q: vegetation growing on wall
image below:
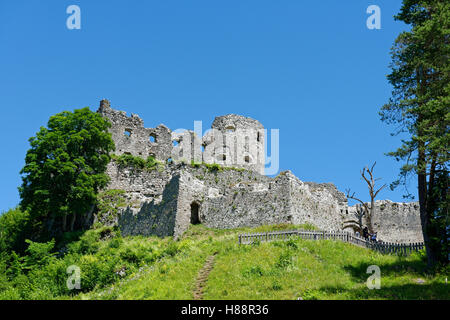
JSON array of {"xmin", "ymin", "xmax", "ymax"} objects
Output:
[
  {"xmin": 190, "ymin": 161, "xmax": 246, "ymax": 173},
  {"xmin": 95, "ymin": 189, "xmax": 127, "ymax": 227}
]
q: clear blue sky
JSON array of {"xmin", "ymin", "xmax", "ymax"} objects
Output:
[{"xmin": 0, "ymin": 0, "xmax": 416, "ymax": 213}]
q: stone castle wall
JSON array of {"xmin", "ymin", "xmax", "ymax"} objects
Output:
[
  {"xmin": 98, "ymin": 99, "xmax": 172, "ymax": 161},
  {"xmin": 96, "ymin": 99, "xmax": 423, "ymax": 243},
  {"xmin": 104, "ymin": 161, "xmax": 349, "ymax": 239},
  {"xmin": 344, "ymin": 200, "xmax": 423, "ymax": 243}
]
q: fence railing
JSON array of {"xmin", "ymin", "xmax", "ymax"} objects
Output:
[{"xmin": 238, "ymin": 230, "xmax": 424, "ymax": 256}]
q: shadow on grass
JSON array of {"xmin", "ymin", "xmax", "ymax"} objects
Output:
[
  {"xmin": 314, "ymin": 282, "xmax": 449, "ymax": 300},
  {"xmin": 342, "ymin": 258, "xmax": 429, "ymax": 282},
  {"xmin": 307, "ymin": 258, "xmax": 449, "ymax": 300}
]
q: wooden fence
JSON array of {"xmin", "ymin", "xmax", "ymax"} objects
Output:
[{"xmin": 238, "ymin": 230, "xmax": 424, "ymax": 256}]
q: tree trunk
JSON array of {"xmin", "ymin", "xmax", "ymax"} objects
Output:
[
  {"xmin": 84, "ymin": 204, "xmax": 95, "ymax": 228},
  {"xmin": 62, "ymin": 214, "xmax": 67, "ymax": 232},
  {"xmin": 369, "ymin": 199, "xmax": 375, "ymax": 234},
  {"xmin": 418, "ymin": 152, "xmax": 437, "ymax": 269},
  {"xmin": 46, "ymin": 216, "xmax": 55, "ymax": 234},
  {"xmin": 69, "ymin": 213, "xmax": 76, "ymax": 232}
]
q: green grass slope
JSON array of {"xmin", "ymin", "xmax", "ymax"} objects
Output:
[
  {"xmin": 1, "ymin": 223, "xmax": 448, "ymax": 300},
  {"xmin": 78, "ymin": 224, "xmax": 448, "ymax": 300}
]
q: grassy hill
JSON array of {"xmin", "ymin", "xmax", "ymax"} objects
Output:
[{"xmin": 1, "ymin": 223, "xmax": 448, "ymax": 300}]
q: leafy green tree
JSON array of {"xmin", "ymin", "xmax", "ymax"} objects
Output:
[
  {"xmin": 19, "ymin": 107, "xmax": 115, "ymax": 236},
  {"xmin": 380, "ymin": 0, "xmax": 449, "ymax": 267}
]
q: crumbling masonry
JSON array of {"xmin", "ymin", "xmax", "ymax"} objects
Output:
[{"xmin": 96, "ymin": 100, "xmax": 424, "ymax": 243}]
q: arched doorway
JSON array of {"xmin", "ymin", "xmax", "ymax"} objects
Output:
[{"xmin": 190, "ymin": 202, "xmax": 200, "ymax": 225}]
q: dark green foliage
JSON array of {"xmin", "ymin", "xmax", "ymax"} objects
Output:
[
  {"xmin": 204, "ymin": 163, "xmax": 223, "ymax": 172},
  {"xmin": 271, "ymin": 281, "xmax": 282, "ymax": 291},
  {"xmin": 22, "ymin": 239, "xmax": 57, "ymax": 269},
  {"xmin": 0, "ymin": 226, "xmax": 185, "ymax": 299},
  {"xmin": 190, "ymin": 160, "xmax": 201, "ymax": 168},
  {"xmin": 0, "ymin": 207, "xmax": 32, "ymax": 254},
  {"xmin": 242, "ymin": 265, "xmax": 265, "ymax": 278},
  {"xmin": 18, "ymin": 107, "xmax": 115, "ymax": 235},
  {"xmin": 162, "ymin": 240, "xmax": 181, "ymax": 257},
  {"xmin": 286, "ymin": 239, "xmax": 299, "ymax": 249},
  {"xmin": 275, "ymin": 250, "xmax": 293, "ymax": 269}
]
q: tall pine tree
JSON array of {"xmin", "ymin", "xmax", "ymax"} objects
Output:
[{"xmin": 380, "ymin": 0, "xmax": 449, "ymax": 267}]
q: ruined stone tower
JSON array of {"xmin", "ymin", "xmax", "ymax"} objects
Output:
[
  {"xmin": 98, "ymin": 99, "xmax": 172, "ymax": 161},
  {"xmin": 205, "ymin": 114, "xmax": 265, "ymax": 174},
  {"xmin": 99, "ymin": 99, "xmax": 265, "ymax": 174}
]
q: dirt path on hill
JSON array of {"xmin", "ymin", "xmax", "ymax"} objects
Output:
[{"xmin": 193, "ymin": 253, "xmax": 217, "ymax": 300}]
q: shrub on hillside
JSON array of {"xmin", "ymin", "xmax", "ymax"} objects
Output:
[{"xmin": 0, "ymin": 207, "xmax": 32, "ymax": 254}]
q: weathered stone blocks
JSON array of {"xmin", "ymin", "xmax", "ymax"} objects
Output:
[{"xmin": 96, "ymin": 99, "xmax": 423, "ymax": 242}]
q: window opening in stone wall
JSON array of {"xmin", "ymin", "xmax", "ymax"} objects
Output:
[
  {"xmin": 244, "ymin": 155, "xmax": 250, "ymax": 163},
  {"xmin": 190, "ymin": 202, "xmax": 200, "ymax": 225},
  {"xmin": 149, "ymin": 134, "xmax": 156, "ymax": 143},
  {"xmin": 124, "ymin": 129, "xmax": 132, "ymax": 137},
  {"xmin": 225, "ymin": 126, "xmax": 235, "ymax": 133}
]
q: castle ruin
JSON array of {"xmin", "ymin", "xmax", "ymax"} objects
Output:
[{"xmin": 96, "ymin": 100, "xmax": 424, "ymax": 243}]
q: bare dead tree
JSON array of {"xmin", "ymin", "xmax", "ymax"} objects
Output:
[
  {"xmin": 354, "ymin": 205, "xmax": 366, "ymax": 231},
  {"xmin": 346, "ymin": 162, "xmax": 386, "ymax": 233}
]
